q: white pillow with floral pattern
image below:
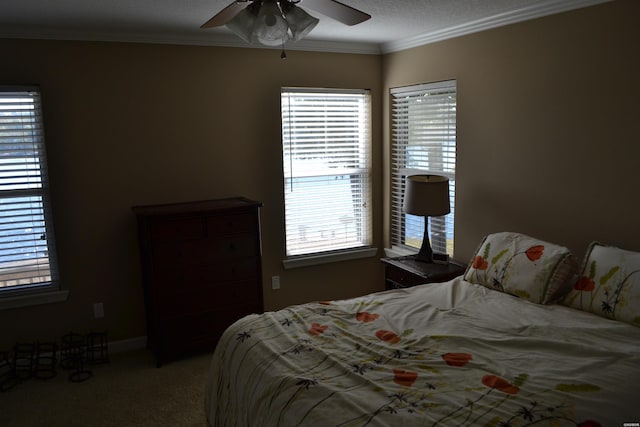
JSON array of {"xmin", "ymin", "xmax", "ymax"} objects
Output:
[
  {"xmin": 562, "ymin": 242, "xmax": 640, "ymax": 327},
  {"xmin": 464, "ymin": 232, "xmax": 577, "ymax": 304}
]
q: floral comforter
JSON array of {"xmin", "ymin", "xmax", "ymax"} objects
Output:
[{"xmin": 205, "ymin": 278, "xmax": 640, "ymax": 426}]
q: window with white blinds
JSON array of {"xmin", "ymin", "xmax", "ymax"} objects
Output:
[
  {"xmin": 390, "ymin": 80, "xmax": 457, "ymax": 256},
  {"xmin": 281, "ymin": 88, "xmax": 372, "ymax": 257},
  {"xmin": 0, "ymin": 86, "xmax": 59, "ymax": 296}
]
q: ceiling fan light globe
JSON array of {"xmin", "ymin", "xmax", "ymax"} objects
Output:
[
  {"xmin": 226, "ymin": 7, "xmax": 257, "ymax": 43},
  {"xmin": 265, "ymin": 14, "xmax": 277, "ymax": 26},
  {"xmin": 255, "ymin": 13, "xmax": 288, "ymax": 33},
  {"xmin": 255, "ymin": 24, "xmax": 290, "ymax": 45},
  {"xmin": 257, "ymin": 0, "xmax": 285, "ymax": 26},
  {"xmin": 285, "ymin": 6, "xmax": 319, "ymax": 41},
  {"xmin": 254, "ymin": 0, "xmax": 289, "ymax": 46}
]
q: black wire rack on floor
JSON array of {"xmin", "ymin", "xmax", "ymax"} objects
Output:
[
  {"xmin": 12, "ymin": 343, "xmax": 35, "ymax": 381},
  {"xmin": 86, "ymin": 331, "xmax": 109, "ymax": 365},
  {"xmin": 0, "ymin": 331, "xmax": 109, "ymax": 390},
  {"xmin": 34, "ymin": 342, "xmax": 58, "ymax": 380},
  {"xmin": 60, "ymin": 332, "xmax": 92, "ymax": 382},
  {"xmin": 0, "ymin": 351, "xmax": 18, "ymax": 392}
]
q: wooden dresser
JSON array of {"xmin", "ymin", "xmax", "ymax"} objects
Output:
[{"xmin": 132, "ymin": 197, "xmax": 263, "ymax": 366}]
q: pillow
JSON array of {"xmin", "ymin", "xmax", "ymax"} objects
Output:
[
  {"xmin": 562, "ymin": 242, "xmax": 640, "ymax": 327},
  {"xmin": 463, "ymin": 232, "xmax": 577, "ymax": 304}
]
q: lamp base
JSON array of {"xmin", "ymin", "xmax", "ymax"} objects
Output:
[
  {"xmin": 415, "ymin": 217, "xmax": 434, "ymax": 263},
  {"xmin": 415, "ymin": 248, "xmax": 434, "ymax": 263}
]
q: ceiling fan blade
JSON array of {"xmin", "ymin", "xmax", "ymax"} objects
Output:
[
  {"xmin": 301, "ymin": 0, "xmax": 371, "ymax": 26},
  {"xmin": 201, "ymin": 1, "xmax": 251, "ymax": 29}
]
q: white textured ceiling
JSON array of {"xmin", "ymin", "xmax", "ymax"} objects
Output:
[{"xmin": 0, "ymin": 0, "xmax": 611, "ymax": 53}]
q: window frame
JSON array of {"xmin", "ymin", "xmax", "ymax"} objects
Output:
[
  {"xmin": 389, "ymin": 80, "xmax": 457, "ymax": 258},
  {"xmin": 281, "ymin": 87, "xmax": 375, "ymax": 268},
  {"xmin": 0, "ymin": 85, "xmax": 64, "ymax": 309}
]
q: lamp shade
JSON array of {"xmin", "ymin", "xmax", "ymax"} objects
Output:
[{"xmin": 403, "ymin": 175, "xmax": 450, "ymax": 217}]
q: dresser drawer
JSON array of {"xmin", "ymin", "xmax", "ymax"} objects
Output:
[
  {"xmin": 150, "ymin": 218, "xmax": 205, "ymax": 242},
  {"xmin": 152, "ymin": 234, "xmax": 259, "ymax": 266},
  {"xmin": 157, "ymin": 280, "xmax": 262, "ymax": 316},
  {"xmin": 159, "ymin": 303, "xmax": 262, "ymax": 361},
  {"xmin": 153, "ymin": 257, "xmax": 261, "ymax": 294},
  {"xmin": 171, "ymin": 304, "xmax": 261, "ymax": 338},
  {"xmin": 207, "ymin": 212, "xmax": 256, "ymax": 236},
  {"xmin": 212, "ymin": 234, "xmax": 259, "ymax": 258}
]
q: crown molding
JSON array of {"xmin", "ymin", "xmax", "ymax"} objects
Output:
[
  {"xmin": 380, "ymin": 0, "xmax": 612, "ymax": 54},
  {"xmin": 0, "ymin": 29, "xmax": 381, "ymax": 55}
]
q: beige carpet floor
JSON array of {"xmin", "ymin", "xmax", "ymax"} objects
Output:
[{"xmin": 0, "ymin": 349, "xmax": 211, "ymax": 427}]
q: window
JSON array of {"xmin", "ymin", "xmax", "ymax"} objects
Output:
[
  {"xmin": 390, "ymin": 80, "xmax": 457, "ymax": 256},
  {"xmin": 281, "ymin": 88, "xmax": 372, "ymax": 263},
  {"xmin": 0, "ymin": 86, "xmax": 60, "ymax": 302}
]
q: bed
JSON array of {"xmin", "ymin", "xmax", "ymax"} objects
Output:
[{"xmin": 205, "ymin": 233, "xmax": 640, "ymax": 426}]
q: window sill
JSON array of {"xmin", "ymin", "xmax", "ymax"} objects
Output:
[
  {"xmin": 283, "ymin": 247, "xmax": 378, "ymax": 270},
  {"xmin": 0, "ymin": 289, "xmax": 69, "ymax": 311}
]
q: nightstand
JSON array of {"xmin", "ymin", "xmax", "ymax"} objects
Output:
[{"xmin": 381, "ymin": 255, "xmax": 467, "ymax": 290}]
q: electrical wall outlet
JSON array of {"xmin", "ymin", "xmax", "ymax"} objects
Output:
[
  {"xmin": 93, "ymin": 302, "xmax": 104, "ymax": 318},
  {"xmin": 271, "ymin": 276, "xmax": 281, "ymax": 290}
]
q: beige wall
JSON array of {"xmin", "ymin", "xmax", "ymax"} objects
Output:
[
  {"xmin": 0, "ymin": 41, "xmax": 383, "ymax": 348},
  {"xmin": 1, "ymin": 0, "xmax": 638, "ymax": 350},
  {"xmin": 383, "ymin": 0, "xmax": 639, "ymax": 263}
]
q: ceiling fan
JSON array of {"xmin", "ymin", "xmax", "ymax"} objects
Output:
[{"xmin": 201, "ymin": 0, "xmax": 371, "ymax": 47}]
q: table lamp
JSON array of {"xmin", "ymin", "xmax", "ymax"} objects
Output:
[{"xmin": 403, "ymin": 174, "xmax": 450, "ymax": 262}]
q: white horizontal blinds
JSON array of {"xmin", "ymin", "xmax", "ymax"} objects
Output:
[
  {"xmin": 282, "ymin": 88, "xmax": 372, "ymax": 257},
  {"xmin": 391, "ymin": 80, "xmax": 457, "ymax": 255},
  {"xmin": 0, "ymin": 87, "xmax": 57, "ymax": 291}
]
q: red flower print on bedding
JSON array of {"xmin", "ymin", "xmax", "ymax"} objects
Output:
[
  {"xmin": 356, "ymin": 312, "xmax": 379, "ymax": 322},
  {"xmin": 525, "ymin": 245, "xmax": 545, "ymax": 261},
  {"xmin": 308, "ymin": 323, "xmax": 328, "ymax": 336},
  {"xmin": 393, "ymin": 369, "xmax": 418, "ymax": 387},
  {"xmin": 442, "ymin": 352, "xmax": 473, "ymax": 367},
  {"xmin": 489, "ymin": 244, "xmax": 546, "ymax": 290},
  {"xmin": 574, "ymin": 276, "xmax": 595, "ymax": 291},
  {"xmin": 482, "ymin": 375, "xmax": 520, "ymax": 395},
  {"xmin": 472, "ymin": 255, "xmax": 489, "ymax": 270},
  {"xmin": 375, "ymin": 330, "xmax": 401, "ymax": 344}
]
